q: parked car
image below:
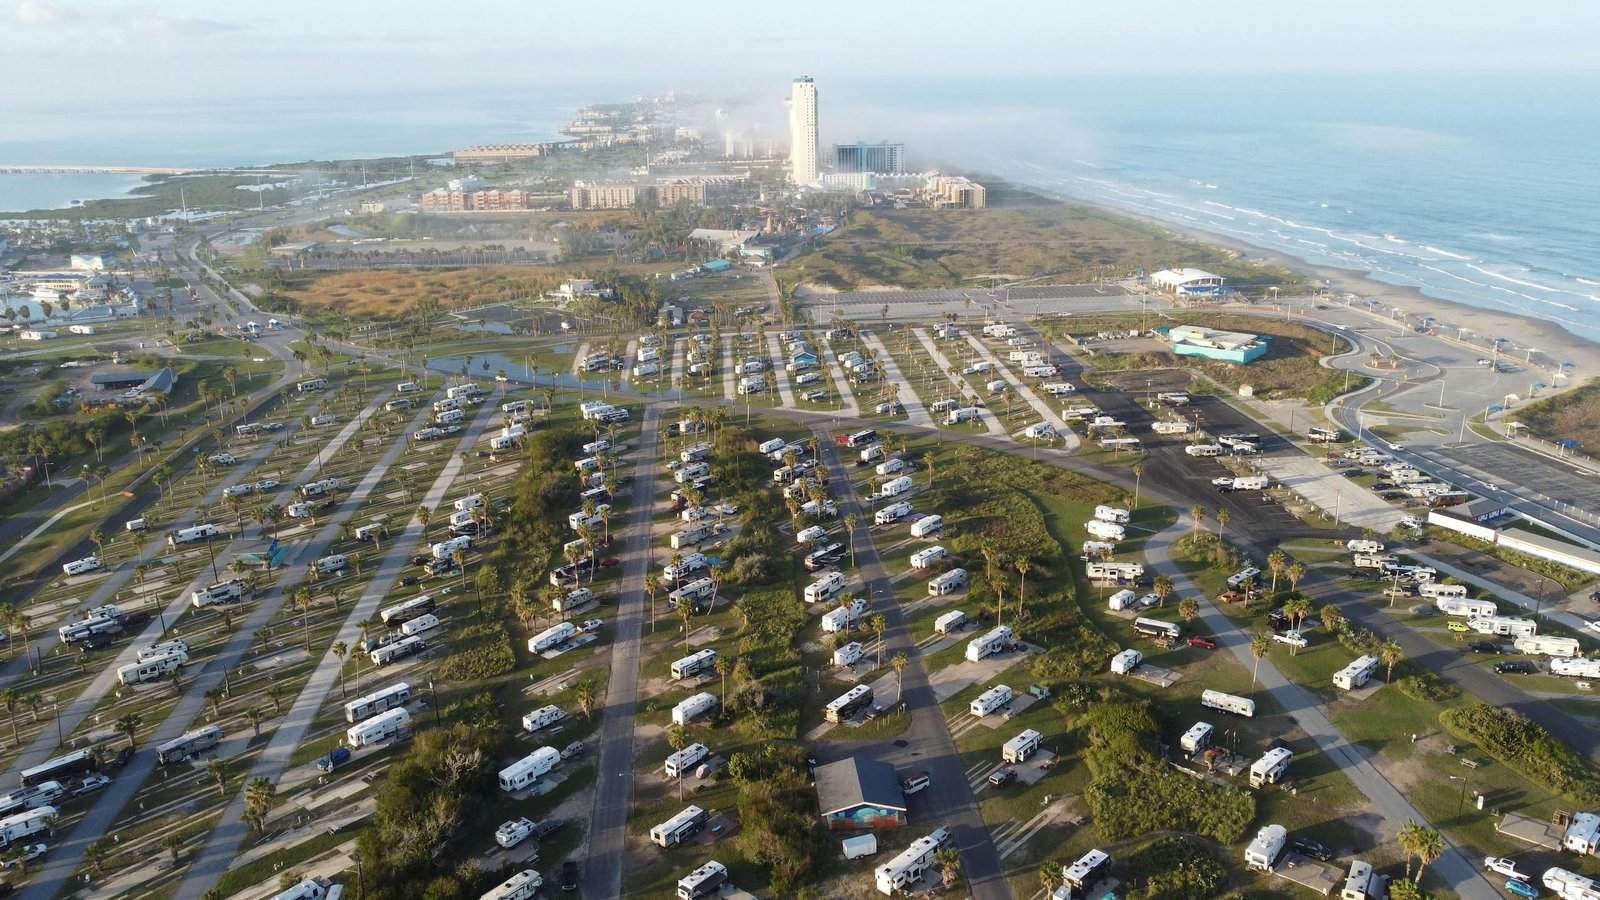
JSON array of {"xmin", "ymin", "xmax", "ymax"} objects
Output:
[
  {"xmin": 1485, "ymin": 857, "xmax": 1531, "ymax": 881},
  {"xmin": 1, "ymin": 845, "xmax": 45, "ymax": 869},
  {"xmin": 561, "ymin": 741, "xmax": 586, "ymax": 760},
  {"xmin": 1291, "ymin": 837, "xmax": 1333, "ymax": 861},
  {"xmin": 72, "ymin": 774, "xmax": 111, "ymax": 796},
  {"xmin": 1186, "ymin": 636, "xmax": 1217, "ymax": 650},
  {"xmin": 1494, "ymin": 661, "xmax": 1535, "ymax": 675},
  {"xmin": 580, "ymin": 619, "xmax": 604, "ymax": 633},
  {"xmin": 1468, "ymin": 641, "xmax": 1501, "ymax": 654},
  {"xmin": 113, "ymin": 747, "xmax": 136, "ymax": 767},
  {"xmin": 1506, "ymin": 878, "xmax": 1539, "ymax": 898},
  {"xmin": 987, "ymin": 768, "xmax": 1017, "ymax": 787}
]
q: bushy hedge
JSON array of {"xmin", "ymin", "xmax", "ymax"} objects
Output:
[
  {"xmin": 1441, "ymin": 702, "xmax": 1600, "ymax": 802},
  {"xmin": 1124, "ymin": 837, "xmax": 1228, "ymax": 900},
  {"xmin": 728, "ymin": 744, "xmax": 826, "ymax": 895},
  {"xmin": 1077, "ymin": 699, "xmax": 1255, "ymax": 844},
  {"xmin": 436, "ymin": 621, "xmax": 516, "ymax": 681},
  {"xmin": 1397, "ymin": 672, "xmax": 1459, "ymax": 703}
]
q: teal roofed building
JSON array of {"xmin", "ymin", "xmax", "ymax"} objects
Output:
[{"xmin": 1160, "ymin": 325, "xmax": 1270, "ymax": 364}]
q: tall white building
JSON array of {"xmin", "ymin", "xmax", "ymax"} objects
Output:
[{"xmin": 789, "ymin": 76, "xmax": 819, "ymax": 186}]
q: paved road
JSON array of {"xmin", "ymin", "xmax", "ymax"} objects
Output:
[
  {"xmin": 167, "ymin": 395, "xmax": 504, "ymax": 900},
  {"xmin": 1144, "ymin": 525, "xmax": 1500, "ymax": 900},
  {"xmin": 20, "ymin": 392, "xmax": 443, "ymax": 900},
  {"xmin": 581, "ymin": 407, "xmax": 660, "ymax": 899},
  {"xmin": 807, "ymin": 424, "xmax": 1013, "ymax": 900}
]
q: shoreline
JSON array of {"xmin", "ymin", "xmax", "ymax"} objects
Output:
[{"xmin": 1011, "ymin": 181, "xmax": 1600, "ymax": 367}]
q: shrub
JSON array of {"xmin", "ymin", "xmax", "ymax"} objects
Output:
[
  {"xmin": 1124, "ymin": 837, "xmax": 1228, "ymax": 900},
  {"xmin": 435, "ymin": 621, "xmax": 515, "ymax": 681},
  {"xmin": 1085, "ymin": 768, "xmax": 1254, "ymax": 844},
  {"xmin": 1397, "ymin": 672, "xmax": 1459, "ymax": 703},
  {"xmin": 1440, "ymin": 703, "xmax": 1600, "ymax": 802}
]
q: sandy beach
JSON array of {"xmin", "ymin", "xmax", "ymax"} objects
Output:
[{"xmin": 1018, "ymin": 183, "xmax": 1599, "ymax": 370}]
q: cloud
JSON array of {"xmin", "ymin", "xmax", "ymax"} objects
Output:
[
  {"xmin": 129, "ymin": 9, "xmax": 241, "ymax": 36},
  {"xmin": 13, "ymin": 0, "xmax": 57, "ymax": 26}
]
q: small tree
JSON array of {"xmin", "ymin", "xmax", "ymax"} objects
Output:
[
  {"xmin": 1250, "ymin": 633, "xmax": 1271, "ymax": 686},
  {"xmin": 116, "ymin": 712, "xmax": 144, "ymax": 749},
  {"xmin": 892, "ymin": 653, "xmax": 908, "ymax": 704},
  {"xmin": 1177, "ymin": 598, "xmax": 1201, "ymax": 624},
  {"xmin": 1320, "ymin": 604, "xmax": 1344, "ymax": 634},
  {"xmin": 332, "ymin": 641, "xmax": 349, "ymax": 696},
  {"xmin": 935, "ymin": 847, "xmax": 962, "ymax": 889},
  {"xmin": 1381, "ymin": 638, "xmax": 1405, "ymax": 683},
  {"xmin": 667, "ymin": 725, "xmax": 689, "ymax": 801},
  {"xmin": 207, "ymin": 758, "xmax": 230, "ymax": 797}
]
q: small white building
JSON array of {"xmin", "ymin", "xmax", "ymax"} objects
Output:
[{"xmin": 1149, "ymin": 267, "xmax": 1225, "ymax": 295}]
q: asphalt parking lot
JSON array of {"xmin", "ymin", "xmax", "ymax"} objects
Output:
[
  {"xmin": 1415, "ymin": 442, "xmax": 1600, "ymax": 512},
  {"xmin": 803, "ymin": 285, "xmax": 1143, "ymax": 322}
]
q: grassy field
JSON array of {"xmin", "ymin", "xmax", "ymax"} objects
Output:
[
  {"xmin": 275, "ymin": 267, "xmax": 564, "ymax": 319},
  {"xmin": 780, "ymin": 188, "xmax": 1299, "ymax": 293}
]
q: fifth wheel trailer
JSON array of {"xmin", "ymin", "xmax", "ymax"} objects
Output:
[
  {"xmin": 481, "ymin": 870, "xmax": 542, "ymax": 900},
  {"xmin": 1470, "ymin": 615, "xmax": 1537, "ymax": 637},
  {"xmin": 875, "ymin": 827, "xmax": 952, "ymax": 895},
  {"xmin": 497, "ymin": 747, "xmax": 560, "ymax": 792},
  {"xmin": 970, "ymin": 685, "xmax": 1014, "ymax": 717},
  {"xmin": 1002, "ymin": 729, "xmax": 1043, "ymax": 763},
  {"xmin": 1543, "ymin": 868, "xmax": 1600, "ymax": 900},
  {"xmin": 651, "ymin": 805, "xmax": 710, "ymax": 848},
  {"xmin": 1435, "ymin": 596, "xmax": 1496, "ymax": 618},
  {"xmin": 345, "ymin": 682, "xmax": 411, "ymax": 723},
  {"xmin": 672, "ymin": 692, "xmax": 718, "ymax": 725},
  {"xmin": 665, "ymin": 743, "xmax": 711, "ymax": 778},
  {"xmin": 347, "ymin": 707, "xmax": 410, "ymax": 748},
  {"xmin": 156, "ymin": 725, "xmax": 225, "ymax": 765},
  {"xmin": 1514, "ymin": 635, "xmax": 1582, "ymax": 657},
  {"xmin": 677, "ymin": 860, "xmax": 729, "ymax": 899},
  {"xmin": 0, "ymin": 806, "xmax": 56, "ymax": 846}
]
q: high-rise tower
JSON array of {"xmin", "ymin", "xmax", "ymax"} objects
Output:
[{"xmin": 789, "ymin": 76, "xmax": 819, "ymax": 186}]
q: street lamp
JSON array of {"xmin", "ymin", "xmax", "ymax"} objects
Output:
[
  {"xmin": 428, "ymin": 681, "xmax": 441, "ymax": 725},
  {"xmin": 1449, "ymin": 774, "xmax": 1470, "ymax": 824}
]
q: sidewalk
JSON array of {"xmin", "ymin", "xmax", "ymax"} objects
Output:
[
  {"xmin": 1143, "ymin": 522, "xmax": 1499, "ymax": 900},
  {"xmin": 859, "ymin": 332, "xmax": 933, "ymax": 427},
  {"xmin": 910, "ymin": 328, "xmax": 1006, "ymax": 438}
]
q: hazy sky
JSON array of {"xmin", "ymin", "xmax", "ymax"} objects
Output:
[{"xmin": 4, "ymin": 0, "xmax": 1598, "ymax": 106}]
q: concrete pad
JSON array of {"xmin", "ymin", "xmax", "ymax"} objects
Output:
[
  {"xmin": 719, "ymin": 888, "xmax": 758, "ymax": 900},
  {"xmin": 1496, "ymin": 811, "xmax": 1564, "ymax": 850},
  {"xmin": 1129, "ymin": 665, "xmax": 1181, "ymax": 687},
  {"xmin": 1012, "ymin": 749, "xmax": 1059, "ymax": 786},
  {"xmin": 300, "ymin": 778, "xmax": 369, "ymax": 811},
  {"xmin": 973, "ymin": 693, "xmax": 1041, "ymax": 729},
  {"xmin": 1270, "ymin": 856, "xmax": 1341, "ymax": 896},
  {"xmin": 687, "ymin": 625, "xmax": 721, "ymax": 647},
  {"xmin": 540, "ymin": 633, "xmax": 598, "ymax": 659},
  {"xmin": 253, "ymin": 648, "xmax": 311, "ymax": 672},
  {"xmin": 929, "ymin": 647, "xmax": 1031, "ymax": 703},
  {"xmin": 1340, "ymin": 680, "xmax": 1384, "ymax": 700}
]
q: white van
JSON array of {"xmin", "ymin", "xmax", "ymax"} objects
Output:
[
  {"xmin": 124, "ymin": 518, "xmax": 148, "ymax": 532},
  {"xmin": 315, "ymin": 555, "xmax": 349, "ymax": 576},
  {"xmin": 396, "ymin": 381, "xmax": 420, "ymax": 393}
]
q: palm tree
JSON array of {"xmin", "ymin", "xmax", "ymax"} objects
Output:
[
  {"xmin": 715, "ymin": 655, "xmax": 733, "ymax": 707},
  {"xmin": 678, "ymin": 599, "xmax": 694, "ymax": 650},
  {"xmin": 1013, "ymin": 557, "xmax": 1031, "ymax": 617},
  {"xmin": 576, "ymin": 678, "xmax": 599, "ymax": 718},
  {"xmin": 1191, "ymin": 504, "xmax": 1205, "ymax": 539},
  {"xmin": 0, "ymin": 689, "xmax": 16, "ymax": 745},
  {"xmin": 207, "ymin": 758, "xmax": 229, "ymax": 797},
  {"xmin": 1380, "ymin": 638, "xmax": 1405, "ymax": 683},
  {"xmin": 1268, "ymin": 550, "xmax": 1288, "ymax": 596},
  {"xmin": 645, "ymin": 573, "xmax": 660, "ymax": 631},
  {"xmin": 294, "ymin": 586, "xmax": 314, "ymax": 651},
  {"xmin": 1287, "ymin": 561, "xmax": 1306, "ymax": 594},
  {"xmin": 416, "ymin": 505, "xmax": 432, "ymax": 537},
  {"xmin": 116, "ymin": 712, "xmax": 143, "ymax": 749},
  {"xmin": 332, "ymin": 641, "xmax": 349, "ymax": 696},
  {"xmin": 162, "ymin": 832, "xmax": 184, "ymax": 866},
  {"xmin": 243, "ymin": 776, "xmax": 276, "ymax": 832},
  {"xmin": 1250, "ymin": 633, "xmax": 1271, "ymax": 686},
  {"xmin": 1153, "ymin": 574, "xmax": 1175, "ymax": 608},
  {"xmin": 870, "ymin": 614, "xmax": 888, "ymax": 667},
  {"xmin": 892, "ymin": 653, "xmax": 908, "ymax": 704},
  {"xmin": 1178, "ymin": 598, "xmax": 1201, "ymax": 624},
  {"xmin": 1320, "ymin": 604, "xmax": 1344, "ymax": 634},
  {"xmin": 245, "ymin": 706, "xmax": 264, "ymax": 737},
  {"xmin": 667, "ymin": 725, "xmax": 689, "ymax": 801},
  {"xmin": 1398, "ymin": 820, "xmax": 1428, "ymax": 881},
  {"xmin": 1131, "ymin": 461, "xmax": 1145, "ymax": 509},
  {"xmin": 204, "ymin": 686, "xmax": 225, "ymax": 719},
  {"xmin": 1216, "ymin": 507, "xmax": 1230, "ymax": 543},
  {"xmin": 844, "ymin": 513, "xmax": 859, "ymax": 567},
  {"xmin": 1412, "ymin": 825, "xmax": 1445, "ymax": 882},
  {"xmin": 85, "ymin": 840, "xmax": 110, "ymax": 875},
  {"xmin": 923, "ymin": 451, "xmax": 936, "ymax": 488},
  {"xmin": 935, "ymin": 847, "xmax": 962, "ymax": 889}
]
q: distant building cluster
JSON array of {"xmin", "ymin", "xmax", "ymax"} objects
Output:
[
  {"xmin": 422, "ymin": 188, "xmax": 537, "ymax": 212},
  {"xmin": 568, "ymin": 175, "xmax": 747, "ymax": 210},
  {"xmin": 722, "ymin": 131, "xmax": 782, "ymax": 160},
  {"xmin": 924, "ymin": 174, "xmax": 987, "ymax": 209},
  {"xmin": 451, "ymin": 143, "xmax": 571, "ymax": 163},
  {"xmin": 833, "ymin": 141, "xmax": 906, "ymax": 174}
]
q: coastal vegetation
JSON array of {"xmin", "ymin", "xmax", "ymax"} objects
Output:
[
  {"xmin": 780, "ymin": 185, "xmax": 1298, "ymax": 294},
  {"xmin": 1036, "ymin": 312, "xmax": 1364, "ymax": 403},
  {"xmin": 1439, "ymin": 702, "xmax": 1600, "ymax": 803},
  {"xmin": 1507, "ymin": 379, "xmax": 1600, "ymax": 455},
  {"xmin": 0, "ymin": 173, "xmax": 292, "ymax": 220}
]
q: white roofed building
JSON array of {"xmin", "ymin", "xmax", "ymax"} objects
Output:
[{"xmin": 1150, "ymin": 268, "xmax": 1225, "ymax": 295}]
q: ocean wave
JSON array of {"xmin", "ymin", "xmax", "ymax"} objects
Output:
[
  {"xmin": 1420, "ymin": 245, "xmax": 1473, "ymax": 261},
  {"xmin": 1467, "ymin": 264, "xmax": 1596, "ymax": 301},
  {"xmin": 1577, "ymin": 277, "xmax": 1599, "ymax": 286}
]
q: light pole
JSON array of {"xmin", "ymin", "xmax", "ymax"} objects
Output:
[
  {"xmin": 428, "ymin": 681, "xmax": 441, "ymax": 725},
  {"xmin": 1449, "ymin": 774, "xmax": 1469, "ymax": 824}
]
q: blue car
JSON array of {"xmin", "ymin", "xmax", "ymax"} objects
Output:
[{"xmin": 1507, "ymin": 878, "xmax": 1539, "ymax": 898}]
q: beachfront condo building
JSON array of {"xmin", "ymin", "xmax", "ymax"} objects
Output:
[
  {"xmin": 834, "ymin": 141, "xmax": 906, "ymax": 174},
  {"xmin": 790, "ymin": 76, "xmax": 819, "ymax": 186}
]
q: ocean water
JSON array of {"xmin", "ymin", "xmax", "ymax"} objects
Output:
[
  {"xmin": 854, "ymin": 74, "xmax": 1600, "ymax": 343},
  {"xmin": 6, "ymin": 75, "xmax": 1599, "ymax": 343}
]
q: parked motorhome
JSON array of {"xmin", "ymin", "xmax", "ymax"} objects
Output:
[
  {"xmin": 191, "ymin": 579, "xmax": 247, "ymax": 607},
  {"xmin": 910, "ymin": 546, "xmax": 947, "ymax": 570},
  {"xmin": 315, "ymin": 554, "xmax": 350, "ymax": 576},
  {"xmin": 1469, "ymin": 615, "xmax": 1537, "ymax": 637},
  {"xmin": 804, "ymin": 571, "xmax": 847, "ymax": 604},
  {"xmin": 529, "ymin": 622, "xmax": 577, "ymax": 653},
  {"xmin": 834, "ymin": 641, "xmax": 865, "ymax": 668},
  {"xmin": 875, "ymin": 501, "xmax": 913, "ymax": 526},
  {"xmin": 1514, "ymin": 635, "xmax": 1582, "ymax": 657},
  {"xmin": 672, "ymin": 649, "xmax": 718, "ymax": 680},
  {"xmin": 156, "ymin": 725, "xmax": 224, "ymax": 765},
  {"xmin": 934, "ymin": 610, "xmax": 967, "ymax": 635},
  {"xmin": 1245, "ymin": 824, "xmax": 1287, "ymax": 871},
  {"xmin": 664, "ymin": 743, "xmax": 711, "ymax": 779},
  {"xmin": 1110, "ymin": 649, "xmax": 1143, "ymax": 675},
  {"xmin": 826, "ymin": 685, "xmax": 875, "ymax": 723},
  {"xmin": 345, "ymin": 683, "xmax": 411, "ymax": 723},
  {"xmin": 497, "ymin": 747, "xmax": 561, "ymax": 792},
  {"xmin": 677, "ymin": 861, "xmax": 728, "ymax": 899}
]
